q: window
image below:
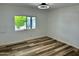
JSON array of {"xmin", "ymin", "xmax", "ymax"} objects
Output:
[{"xmin": 15, "ymin": 16, "xmax": 36, "ymax": 31}]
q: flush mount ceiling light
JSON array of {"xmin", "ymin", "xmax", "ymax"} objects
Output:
[{"xmin": 38, "ymin": 3, "xmax": 50, "ymax": 9}]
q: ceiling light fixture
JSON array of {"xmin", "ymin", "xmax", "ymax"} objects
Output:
[{"xmin": 38, "ymin": 3, "xmax": 50, "ymax": 9}]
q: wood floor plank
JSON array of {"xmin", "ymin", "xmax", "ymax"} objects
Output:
[
  {"xmin": 38, "ymin": 45, "xmax": 69, "ymax": 56},
  {"xmin": 53, "ymin": 47, "xmax": 74, "ymax": 56},
  {"xmin": 65, "ymin": 51, "xmax": 79, "ymax": 56},
  {"xmin": 11, "ymin": 42, "xmax": 58, "ymax": 56},
  {"xmin": 26, "ymin": 37, "xmax": 52, "ymax": 43},
  {"xmin": 35, "ymin": 42, "xmax": 64, "ymax": 56},
  {"xmin": 24, "ymin": 42, "xmax": 64, "ymax": 56},
  {"xmin": 12, "ymin": 39, "xmax": 56, "ymax": 50},
  {"xmin": 0, "ymin": 37, "xmax": 52, "ymax": 51},
  {"xmin": 0, "ymin": 36, "xmax": 78, "ymax": 56}
]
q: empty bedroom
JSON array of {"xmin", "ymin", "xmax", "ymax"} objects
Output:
[{"xmin": 0, "ymin": 3, "xmax": 79, "ymax": 56}]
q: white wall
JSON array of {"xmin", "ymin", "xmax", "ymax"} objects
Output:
[
  {"xmin": 0, "ymin": 5, "xmax": 48, "ymax": 45},
  {"xmin": 48, "ymin": 5, "xmax": 79, "ymax": 48}
]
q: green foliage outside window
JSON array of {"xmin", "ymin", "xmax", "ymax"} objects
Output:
[{"xmin": 15, "ymin": 16, "xmax": 27, "ymax": 28}]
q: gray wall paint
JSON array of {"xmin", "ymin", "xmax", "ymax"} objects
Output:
[
  {"xmin": 0, "ymin": 4, "xmax": 79, "ymax": 49},
  {"xmin": 0, "ymin": 5, "xmax": 48, "ymax": 45},
  {"xmin": 47, "ymin": 5, "xmax": 79, "ymax": 48}
]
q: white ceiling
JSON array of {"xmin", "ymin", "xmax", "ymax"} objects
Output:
[
  {"xmin": 24, "ymin": 3, "xmax": 79, "ymax": 8},
  {"xmin": 1, "ymin": 3, "xmax": 79, "ymax": 10}
]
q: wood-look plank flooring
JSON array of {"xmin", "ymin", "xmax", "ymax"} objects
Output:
[{"xmin": 0, "ymin": 36, "xmax": 78, "ymax": 56}]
